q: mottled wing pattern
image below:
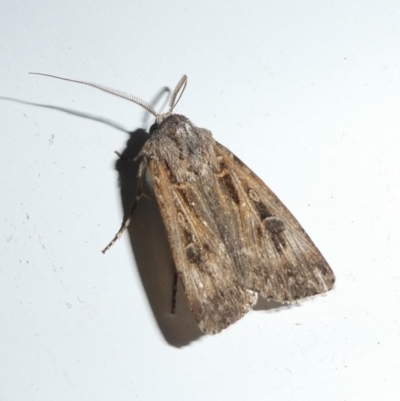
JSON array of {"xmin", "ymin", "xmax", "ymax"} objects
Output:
[
  {"xmin": 213, "ymin": 141, "xmax": 335, "ymax": 301},
  {"xmin": 149, "ymin": 158, "xmax": 257, "ymax": 334}
]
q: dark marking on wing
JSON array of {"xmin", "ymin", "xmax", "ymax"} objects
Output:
[
  {"xmin": 264, "ymin": 216, "xmax": 287, "ymax": 253},
  {"xmin": 186, "ymin": 243, "xmax": 201, "ymax": 263},
  {"xmin": 220, "ymin": 173, "xmax": 240, "ymax": 205},
  {"xmin": 254, "ymin": 201, "xmax": 273, "ymax": 220},
  {"xmin": 217, "ymin": 161, "xmax": 240, "ymax": 205}
]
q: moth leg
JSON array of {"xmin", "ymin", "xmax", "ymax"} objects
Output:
[
  {"xmin": 171, "ymin": 272, "xmax": 178, "ymax": 314},
  {"xmin": 101, "ymin": 161, "xmax": 146, "ymax": 253}
]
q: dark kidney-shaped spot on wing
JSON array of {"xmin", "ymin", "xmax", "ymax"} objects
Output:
[{"xmin": 264, "ymin": 216, "xmax": 287, "ymax": 253}]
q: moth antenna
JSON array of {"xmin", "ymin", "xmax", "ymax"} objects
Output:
[
  {"xmin": 168, "ymin": 75, "xmax": 187, "ymax": 112},
  {"xmin": 29, "ymin": 72, "xmax": 159, "ymax": 117}
]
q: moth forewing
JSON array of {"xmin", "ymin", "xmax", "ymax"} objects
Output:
[
  {"xmin": 147, "ymin": 156, "xmax": 257, "ymax": 334},
  {"xmin": 213, "ymin": 142, "xmax": 335, "ymax": 302},
  {"xmin": 32, "ymin": 73, "xmax": 335, "ymax": 334}
]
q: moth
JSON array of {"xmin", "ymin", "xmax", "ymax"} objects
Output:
[{"xmin": 31, "ymin": 73, "xmax": 335, "ymax": 334}]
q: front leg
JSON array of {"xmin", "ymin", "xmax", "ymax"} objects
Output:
[{"xmin": 102, "ymin": 160, "xmax": 146, "ymax": 253}]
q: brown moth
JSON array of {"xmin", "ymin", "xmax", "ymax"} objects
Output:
[{"xmin": 31, "ymin": 73, "xmax": 335, "ymax": 334}]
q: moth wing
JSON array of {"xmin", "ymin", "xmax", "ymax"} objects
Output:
[
  {"xmin": 214, "ymin": 141, "xmax": 335, "ymax": 302},
  {"xmin": 148, "ymin": 158, "xmax": 257, "ymax": 334}
]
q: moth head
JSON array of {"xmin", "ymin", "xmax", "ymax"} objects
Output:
[
  {"xmin": 154, "ymin": 74, "xmax": 187, "ymax": 125},
  {"xmin": 29, "ymin": 72, "xmax": 187, "ymax": 132}
]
